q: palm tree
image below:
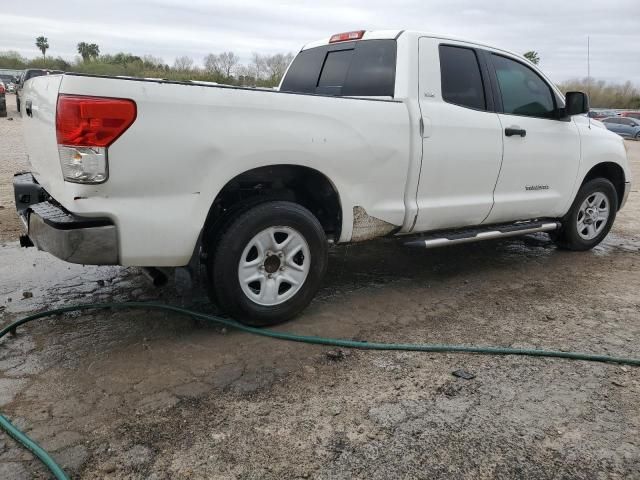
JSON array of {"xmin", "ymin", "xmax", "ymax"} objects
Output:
[
  {"xmin": 36, "ymin": 36, "xmax": 49, "ymax": 60},
  {"xmin": 523, "ymin": 51, "xmax": 540, "ymax": 65},
  {"xmin": 87, "ymin": 43, "xmax": 100, "ymax": 60},
  {"xmin": 78, "ymin": 42, "xmax": 100, "ymax": 62},
  {"xmin": 77, "ymin": 42, "xmax": 89, "ymax": 61}
]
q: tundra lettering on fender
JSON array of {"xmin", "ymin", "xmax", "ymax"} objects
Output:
[{"xmin": 14, "ymin": 30, "xmax": 632, "ymax": 325}]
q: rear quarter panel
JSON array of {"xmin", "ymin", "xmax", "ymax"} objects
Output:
[{"xmin": 53, "ymin": 75, "xmax": 411, "ymax": 266}]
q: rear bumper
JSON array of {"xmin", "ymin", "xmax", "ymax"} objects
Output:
[{"xmin": 13, "ymin": 172, "xmax": 119, "ymax": 265}]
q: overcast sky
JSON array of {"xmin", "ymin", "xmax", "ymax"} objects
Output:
[{"xmin": 2, "ymin": 0, "xmax": 639, "ymax": 84}]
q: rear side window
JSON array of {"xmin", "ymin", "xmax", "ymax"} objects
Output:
[
  {"xmin": 280, "ymin": 39, "xmax": 396, "ymax": 97},
  {"xmin": 439, "ymin": 45, "xmax": 486, "ymax": 110},
  {"xmin": 491, "ymin": 54, "xmax": 555, "ymax": 118}
]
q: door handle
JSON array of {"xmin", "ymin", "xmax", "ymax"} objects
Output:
[{"xmin": 505, "ymin": 127, "xmax": 526, "ymax": 138}]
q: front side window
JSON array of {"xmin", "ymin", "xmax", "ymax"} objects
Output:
[
  {"xmin": 439, "ymin": 45, "xmax": 486, "ymax": 110},
  {"xmin": 491, "ymin": 54, "xmax": 555, "ymax": 118}
]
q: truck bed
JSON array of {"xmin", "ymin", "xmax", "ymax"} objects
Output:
[{"xmin": 21, "ymin": 73, "xmax": 412, "ymax": 265}]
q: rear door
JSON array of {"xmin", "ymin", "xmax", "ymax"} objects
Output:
[
  {"xmin": 484, "ymin": 52, "xmax": 580, "ymax": 223},
  {"xmin": 413, "ymin": 38, "xmax": 503, "ymax": 231}
]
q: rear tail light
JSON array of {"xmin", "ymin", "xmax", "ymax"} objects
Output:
[
  {"xmin": 0, "ymin": 84, "xmax": 5, "ymax": 94},
  {"xmin": 329, "ymin": 30, "xmax": 365, "ymax": 43},
  {"xmin": 56, "ymin": 95, "xmax": 136, "ymax": 184}
]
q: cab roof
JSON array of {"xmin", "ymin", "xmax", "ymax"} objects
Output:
[{"xmin": 301, "ymin": 29, "xmax": 523, "ymax": 60}]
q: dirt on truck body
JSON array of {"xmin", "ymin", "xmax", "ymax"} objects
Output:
[{"xmin": 1, "ymin": 93, "xmax": 640, "ymax": 479}]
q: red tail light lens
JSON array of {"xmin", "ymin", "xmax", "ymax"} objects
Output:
[
  {"xmin": 56, "ymin": 95, "xmax": 136, "ymax": 147},
  {"xmin": 329, "ymin": 30, "xmax": 365, "ymax": 43},
  {"xmin": 0, "ymin": 84, "xmax": 5, "ymax": 94}
]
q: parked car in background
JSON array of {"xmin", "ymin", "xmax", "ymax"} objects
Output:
[
  {"xmin": 0, "ymin": 80, "xmax": 6, "ymax": 117},
  {"xmin": 16, "ymin": 69, "xmax": 64, "ymax": 112},
  {"xmin": 602, "ymin": 117, "xmax": 640, "ymax": 139},
  {"xmin": 0, "ymin": 74, "xmax": 16, "ymax": 93},
  {"xmin": 620, "ymin": 111, "xmax": 640, "ymax": 120},
  {"xmin": 590, "ymin": 109, "xmax": 620, "ymax": 119}
]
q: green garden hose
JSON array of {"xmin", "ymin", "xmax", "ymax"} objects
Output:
[
  {"xmin": 1, "ymin": 301, "xmax": 640, "ymax": 479},
  {"xmin": 0, "ymin": 414, "xmax": 70, "ymax": 480}
]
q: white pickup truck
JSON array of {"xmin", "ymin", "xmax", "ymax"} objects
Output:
[{"xmin": 14, "ymin": 30, "xmax": 631, "ymax": 325}]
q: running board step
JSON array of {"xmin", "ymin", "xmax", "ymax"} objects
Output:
[{"xmin": 404, "ymin": 221, "xmax": 561, "ymax": 249}]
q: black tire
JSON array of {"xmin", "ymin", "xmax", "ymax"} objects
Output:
[
  {"xmin": 16, "ymin": 97, "xmax": 20, "ymax": 113},
  {"xmin": 208, "ymin": 201, "xmax": 328, "ymax": 326},
  {"xmin": 554, "ymin": 178, "xmax": 618, "ymax": 251}
]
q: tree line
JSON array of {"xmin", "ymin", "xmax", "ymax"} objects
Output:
[
  {"xmin": 0, "ymin": 36, "xmax": 294, "ymax": 87},
  {"xmin": 3, "ymin": 38, "xmax": 640, "ymax": 106},
  {"xmin": 558, "ymin": 78, "xmax": 640, "ymax": 109}
]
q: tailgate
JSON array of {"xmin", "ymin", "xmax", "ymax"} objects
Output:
[{"xmin": 21, "ymin": 74, "xmax": 63, "ymax": 195}]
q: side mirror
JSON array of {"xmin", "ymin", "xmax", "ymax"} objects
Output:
[{"xmin": 564, "ymin": 91, "xmax": 589, "ymax": 116}]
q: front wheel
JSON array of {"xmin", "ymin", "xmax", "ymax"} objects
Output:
[
  {"xmin": 208, "ymin": 201, "xmax": 328, "ymax": 326},
  {"xmin": 554, "ymin": 178, "xmax": 618, "ymax": 251}
]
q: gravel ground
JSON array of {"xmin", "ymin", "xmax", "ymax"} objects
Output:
[
  {"xmin": 1, "ymin": 94, "xmax": 640, "ymax": 479},
  {"xmin": 0, "ymin": 94, "xmax": 28, "ymax": 241}
]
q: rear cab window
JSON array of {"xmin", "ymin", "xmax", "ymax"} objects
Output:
[
  {"xmin": 280, "ymin": 39, "xmax": 396, "ymax": 97},
  {"xmin": 25, "ymin": 70, "xmax": 46, "ymax": 82}
]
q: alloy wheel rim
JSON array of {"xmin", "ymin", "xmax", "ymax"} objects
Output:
[
  {"xmin": 577, "ymin": 191, "xmax": 609, "ymax": 241},
  {"xmin": 238, "ymin": 226, "xmax": 311, "ymax": 306}
]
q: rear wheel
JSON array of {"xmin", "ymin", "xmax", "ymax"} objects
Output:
[
  {"xmin": 208, "ymin": 201, "xmax": 328, "ymax": 326},
  {"xmin": 554, "ymin": 178, "xmax": 617, "ymax": 251},
  {"xmin": 16, "ymin": 97, "xmax": 20, "ymax": 113}
]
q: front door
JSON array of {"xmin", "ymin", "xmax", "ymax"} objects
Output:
[
  {"xmin": 484, "ymin": 53, "xmax": 581, "ymax": 223},
  {"xmin": 413, "ymin": 38, "xmax": 503, "ymax": 232}
]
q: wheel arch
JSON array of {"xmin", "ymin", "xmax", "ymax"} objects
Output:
[
  {"xmin": 201, "ymin": 164, "xmax": 343, "ymax": 253},
  {"xmin": 581, "ymin": 162, "xmax": 626, "ymax": 210}
]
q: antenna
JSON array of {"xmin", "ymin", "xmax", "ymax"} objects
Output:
[
  {"xmin": 587, "ymin": 36, "xmax": 591, "ymax": 97},
  {"xmin": 587, "ymin": 36, "xmax": 591, "ymax": 128}
]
